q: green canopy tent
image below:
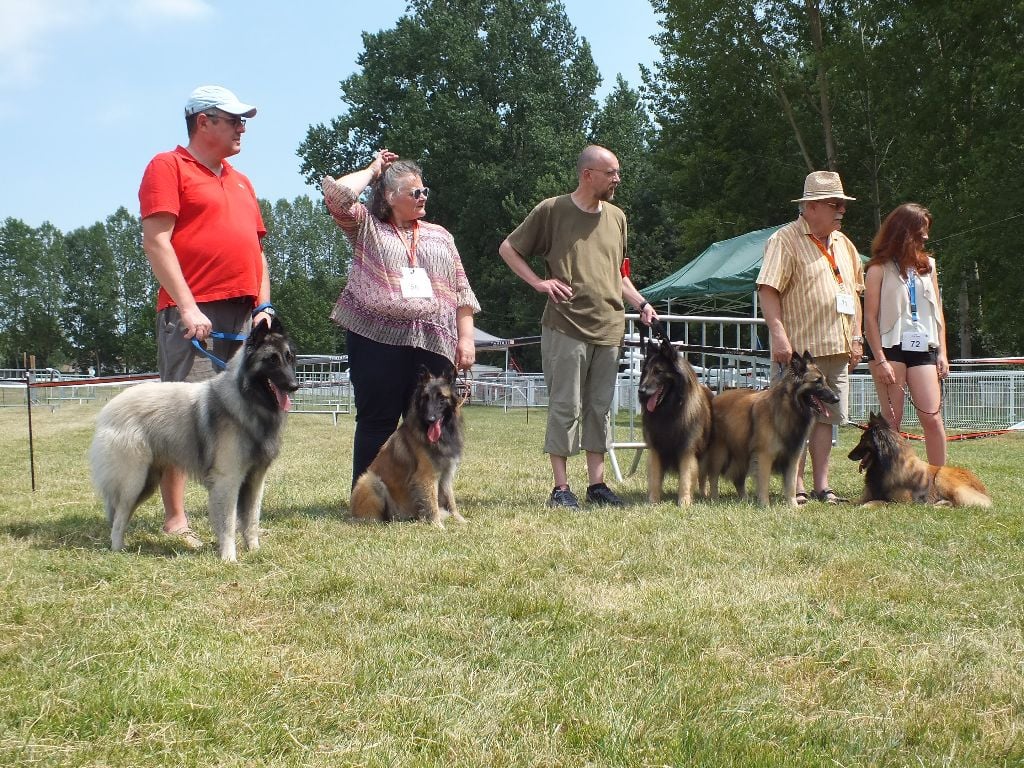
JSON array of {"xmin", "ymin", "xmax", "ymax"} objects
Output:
[{"xmin": 640, "ymin": 225, "xmax": 783, "ymax": 316}]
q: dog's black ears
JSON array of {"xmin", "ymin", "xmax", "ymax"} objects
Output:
[
  {"xmin": 248, "ymin": 314, "xmax": 284, "ymax": 345},
  {"xmin": 868, "ymin": 412, "xmax": 889, "ymax": 428},
  {"xmin": 246, "ymin": 315, "xmax": 277, "ymax": 348},
  {"xmin": 789, "ymin": 350, "xmax": 809, "ymax": 374},
  {"xmin": 417, "ymin": 364, "xmax": 456, "ymax": 384}
]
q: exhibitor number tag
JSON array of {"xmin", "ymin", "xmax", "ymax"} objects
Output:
[
  {"xmin": 835, "ymin": 292, "xmax": 855, "ymax": 316},
  {"xmin": 901, "ymin": 331, "xmax": 927, "ymax": 351},
  {"xmin": 400, "ymin": 267, "xmax": 434, "ymax": 298}
]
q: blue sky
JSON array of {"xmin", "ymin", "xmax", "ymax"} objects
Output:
[{"xmin": 0, "ymin": 0, "xmax": 661, "ymax": 232}]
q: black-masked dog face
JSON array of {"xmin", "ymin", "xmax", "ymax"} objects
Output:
[
  {"xmin": 790, "ymin": 350, "xmax": 839, "ymax": 418},
  {"xmin": 413, "ymin": 364, "xmax": 460, "ymax": 445},
  {"xmin": 848, "ymin": 412, "xmax": 897, "ymax": 472},
  {"xmin": 639, "ymin": 338, "xmax": 680, "ymax": 413},
  {"xmin": 245, "ymin": 316, "xmax": 299, "ymax": 412}
]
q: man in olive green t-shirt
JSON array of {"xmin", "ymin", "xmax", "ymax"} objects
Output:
[{"xmin": 499, "ymin": 145, "xmax": 658, "ymax": 509}]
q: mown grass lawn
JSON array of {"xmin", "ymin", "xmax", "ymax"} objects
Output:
[{"xmin": 1, "ymin": 399, "xmax": 1023, "ymax": 767}]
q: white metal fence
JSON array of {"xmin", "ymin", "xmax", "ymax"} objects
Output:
[
  {"xmin": 5, "ymin": 315, "xmax": 1024, "ymax": 435},
  {"xmin": 290, "ymin": 355, "xmax": 352, "ymax": 423}
]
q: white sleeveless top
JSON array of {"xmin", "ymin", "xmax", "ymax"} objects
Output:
[{"xmin": 876, "ymin": 258, "xmax": 942, "ymax": 350}]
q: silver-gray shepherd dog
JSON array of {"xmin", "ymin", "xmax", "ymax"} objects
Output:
[{"xmin": 90, "ymin": 317, "xmax": 299, "ymax": 561}]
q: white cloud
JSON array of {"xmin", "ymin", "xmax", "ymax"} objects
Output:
[
  {"xmin": 125, "ymin": 0, "xmax": 214, "ymax": 26},
  {"xmin": 0, "ymin": 1, "xmax": 82, "ymax": 86},
  {"xmin": 0, "ymin": 0, "xmax": 213, "ymax": 88}
]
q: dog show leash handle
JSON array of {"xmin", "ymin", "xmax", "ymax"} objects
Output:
[{"xmin": 191, "ymin": 330, "xmax": 247, "ymax": 370}]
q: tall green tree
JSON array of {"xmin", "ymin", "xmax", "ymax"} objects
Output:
[
  {"xmin": 63, "ymin": 224, "xmax": 120, "ymax": 373},
  {"xmin": 105, "ymin": 207, "xmax": 156, "ymax": 371},
  {"xmin": 646, "ymin": 0, "xmax": 1024, "ymax": 353},
  {"xmin": 836, "ymin": 0, "xmax": 1024, "ymax": 355},
  {"xmin": 646, "ymin": 0, "xmax": 831, "ymax": 264},
  {"xmin": 260, "ymin": 195, "xmax": 351, "ymax": 353},
  {"xmin": 0, "ymin": 218, "xmax": 67, "ymax": 369},
  {"xmin": 589, "ymin": 75, "xmax": 671, "ymax": 290},
  {"xmin": 297, "ymin": 0, "xmax": 600, "ymax": 340}
]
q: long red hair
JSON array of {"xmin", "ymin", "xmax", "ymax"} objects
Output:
[{"xmin": 868, "ymin": 203, "xmax": 933, "ymax": 275}]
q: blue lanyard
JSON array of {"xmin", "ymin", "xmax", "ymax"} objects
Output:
[
  {"xmin": 191, "ymin": 331, "xmax": 246, "ymax": 370},
  {"xmin": 904, "ymin": 272, "xmax": 919, "ymax": 322}
]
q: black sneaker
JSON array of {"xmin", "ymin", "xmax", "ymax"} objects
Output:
[
  {"xmin": 586, "ymin": 482, "xmax": 625, "ymax": 506},
  {"xmin": 547, "ymin": 486, "xmax": 580, "ymax": 508}
]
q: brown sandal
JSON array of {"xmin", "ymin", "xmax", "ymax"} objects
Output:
[{"xmin": 812, "ymin": 489, "xmax": 847, "ymax": 504}]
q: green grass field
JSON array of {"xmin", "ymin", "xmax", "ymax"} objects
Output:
[{"xmin": 1, "ymin": 399, "xmax": 1023, "ymax": 767}]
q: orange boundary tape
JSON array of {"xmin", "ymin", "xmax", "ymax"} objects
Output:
[
  {"xmin": 850, "ymin": 421, "xmax": 1014, "ymax": 442},
  {"xmin": 24, "ymin": 374, "xmax": 159, "ymax": 389}
]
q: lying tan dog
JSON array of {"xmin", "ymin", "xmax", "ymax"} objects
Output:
[{"xmin": 848, "ymin": 413, "xmax": 992, "ymax": 507}]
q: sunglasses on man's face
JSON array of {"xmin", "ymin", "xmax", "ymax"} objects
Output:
[
  {"xmin": 203, "ymin": 113, "xmax": 246, "ymax": 129},
  {"xmin": 406, "ymin": 187, "xmax": 430, "ymax": 199}
]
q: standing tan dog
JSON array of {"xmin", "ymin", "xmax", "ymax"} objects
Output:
[
  {"xmin": 350, "ymin": 366, "xmax": 466, "ymax": 527},
  {"xmin": 637, "ymin": 337, "xmax": 713, "ymax": 505},
  {"xmin": 705, "ymin": 351, "xmax": 838, "ymax": 506},
  {"xmin": 848, "ymin": 413, "xmax": 992, "ymax": 507}
]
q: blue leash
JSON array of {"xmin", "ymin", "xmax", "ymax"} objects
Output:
[{"xmin": 191, "ymin": 331, "xmax": 246, "ymax": 370}]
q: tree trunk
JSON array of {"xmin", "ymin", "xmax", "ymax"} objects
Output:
[
  {"xmin": 744, "ymin": 7, "xmax": 815, "ymax": 171},
  {"xmin": 775, "ymin": 81, "xmax": 816, "ymax": 172},
  {"xmin": 958, "ymin": 274, "xmax": 971, "ymax": 358},
  {"xmin": 806, "ymin": 0, "xmax": 837, "ymax": 170}
]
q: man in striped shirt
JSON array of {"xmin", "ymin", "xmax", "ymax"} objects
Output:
[{"xmin": 757, "ymin": 171, "xmax": 865, "ymax": 505}]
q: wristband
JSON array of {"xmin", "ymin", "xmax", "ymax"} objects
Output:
[
  {"xmin": 252, "ymin": 302, "xmax": 275, "ymax": 318},
  {"xmin": 639, "ymin": 301, "xmax": 649, "ymax": 311},
  {"xmin": 851, "ymin": 335, "xmax": 863, "ymax": 343}
]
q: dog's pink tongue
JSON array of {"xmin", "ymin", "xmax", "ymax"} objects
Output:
[
  {"xmin": 646, "ymin": 386, "xmax": 663, "ymax": 413},
  {"xmin": 270, "ymin": 381, "xmax": 292, "ymax": 412},
  {"xmin": 428, "ymin": 420, "xmax": 442, "ymax": 443}
]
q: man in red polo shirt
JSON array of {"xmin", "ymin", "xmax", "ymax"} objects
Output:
[{"xmin": 138, "ymin": 85, "xmax": 273, "ymax": 550}]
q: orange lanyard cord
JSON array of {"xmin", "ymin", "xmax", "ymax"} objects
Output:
[
  {"xmin": 808, "ymin": 234, "xmax": 844, "ymax": 286},
  {"xmin": 391, "ymin": 221, "xmax": 420, "ymax": 268}
]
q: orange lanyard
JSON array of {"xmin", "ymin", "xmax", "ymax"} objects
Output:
[
  {"xmin": 808, "ymin": 234, "xmax": 844, "ymax": 286},
  {"xmin": 391, "ymin": 221, "xmax": 420, "ymax": 268}
]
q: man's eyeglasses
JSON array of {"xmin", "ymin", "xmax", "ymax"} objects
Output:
[
  {"xmin": 204, "ymin": 113, "xmax": 246, "ymax": 129},
  {"xmin": 407, "ymin": 187, "xmax": 430, "ymax": 199},
  {"xmin": 819, "ymin": 199, "xmax": 846, "ymax": 209},
  {"xmin": 586, "ymin": 168, "xmax": 622, "ymax": 179}
]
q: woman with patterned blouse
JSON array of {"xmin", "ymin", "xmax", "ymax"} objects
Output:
[{"xmin": 322, "ymin": 150, "xmax": 480, "ymax": 488}]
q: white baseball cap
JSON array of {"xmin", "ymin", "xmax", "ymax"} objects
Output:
[{"xmin": 184, "ymin": 85, "xmax": 257, "ymax": 118}]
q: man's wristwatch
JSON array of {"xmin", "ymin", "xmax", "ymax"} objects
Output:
[
  {"xmin": 252, "ymin": 302, "xmax": 276, "ymax": 318},
  {"xmin": 851, "ymin": 335, "xmax": 863, "ymax": 343}
]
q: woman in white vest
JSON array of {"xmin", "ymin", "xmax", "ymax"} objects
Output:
[{"xmin": 863, "ymin": 203, "xmax": 949, "ymax": 465}]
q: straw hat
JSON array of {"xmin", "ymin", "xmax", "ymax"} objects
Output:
[{"xmin": 792, "ymin": 171, "xmax": 856, "ymax": 202}]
